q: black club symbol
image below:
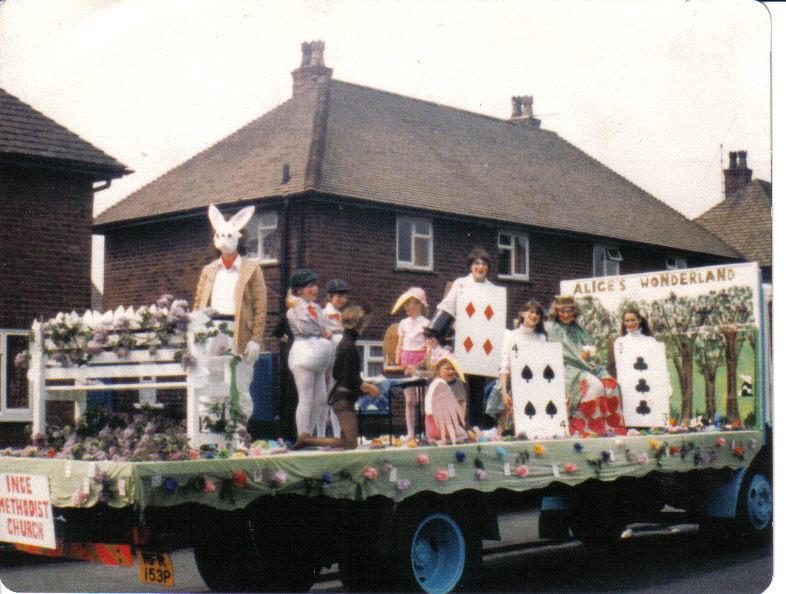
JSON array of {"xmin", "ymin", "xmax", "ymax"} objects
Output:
[
  {"xmin": 634, "ymin": 357, "xmax": 648, "ymax": 371},
  {"xmin": 635, "ymin": 400, "xmax": 651, "ymax": 415}
]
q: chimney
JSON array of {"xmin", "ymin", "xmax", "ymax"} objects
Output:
[
  {"xmin": 291, "ymin": 40, "xmax": 333, "ymax": 95},
  {"xmin": 723, "ymin": 150, "xmax": 752, "ymax": 199},
  {"xmin": 509, "ymin": 95, "xmax": 541, "ymax": 128}
]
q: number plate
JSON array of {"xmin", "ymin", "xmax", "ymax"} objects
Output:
[{"xmin": 138, "ymin": 550, "xmax": 174, "ymax": 587}]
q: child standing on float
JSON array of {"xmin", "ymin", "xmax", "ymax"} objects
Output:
[
  {"xmin": 286, "ymin": 269, "xmax": 334, "ymax": 437},
  {"xmin": 392, "ymin": 287, "xmax": 430, "ymax": 442},
  {"xmin": 322, "ymin": 279, "xmax": 350, "ymax": 438}
]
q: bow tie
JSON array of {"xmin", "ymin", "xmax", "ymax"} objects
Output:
[{"xmin": 221, "ymin": 254, "xmax": 238, "ymax": 270}]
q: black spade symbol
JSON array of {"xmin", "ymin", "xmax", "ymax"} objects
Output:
[
  {"xmin": 635, "ymin": 378, "xmax": 650, "ymax": 394},
  {"xmin": 543, "ymin": 365, "xmax": 555, "ymax": 383},
  {"xmin": 522, "ymin": 365, "xmax": 533, "ymax": 382},
  {"xmin": 634, "ymin": 357, "xmax": 648, "ymax": 371},
  {"xmin": 636, "ymin": 400, "xmax": 651, "ymax": 415},
  {"xmin": 525, "ymin": 401, "xmax": 536, "ymax": 419},
  {"xmin": 545, "ymin": 400, "xmax": 558, "ymax": 418}
]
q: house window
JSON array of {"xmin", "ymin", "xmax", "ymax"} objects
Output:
[
  {"xmin": 396, "ymin": 217, "xmax": 433, "ymax": 270},
  {"xmin": 593, "ymin": 244, "xmax": 622, "ymax": 277},
  {"xmin": 357, "ymin": 341, "xmax": 385, "ymax": 379},
  {"xmin": 666, "ymin": 256, "xmax": 687, "ymax": 270},
  {"xmin": 497, "ymin": 231, "xmax": 530, "ymax": 280},
  {"xmin": 0, "ymin": 331, "xmax": 31, "ymax": 421},
  {"xmin": 246, "ymin": 210, "xmax": 279, "ymax": 264}
]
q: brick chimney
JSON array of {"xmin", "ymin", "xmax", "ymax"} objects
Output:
[
  {"xmin": 291, "ymin": 40, "xmax": 333, "ymax": 95},
  {"xmin": 509, "ymin": 95, "xmax": 541, "ymax": 128},
  {"xmin": 723, "ymin": 150, "xmax": 752, "ymax": 198}
]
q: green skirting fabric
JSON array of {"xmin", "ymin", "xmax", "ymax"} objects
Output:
[{"xmin": 0, "ymin": 431, "xmax": 762, "ymax": 513}]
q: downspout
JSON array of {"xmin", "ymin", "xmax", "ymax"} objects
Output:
[{"xmin": 93, "ymin": 179, "xmax": 112, "ymax": 192}]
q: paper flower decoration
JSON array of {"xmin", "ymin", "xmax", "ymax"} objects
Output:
[
  {"xmin": 249, "ymin": 447, "xmax": 264, "ymax": 457},
  {"xmin": 162, "ymin": 477, "xmax": 179, "ymax": 493},
  {"xmin": 733, "ymin": 446, "xmax": 745, "ymax": 459},
  {"xmin": 397, "ymin": 479, "xmax": 411, "ymax": 491},
  {"xmin": 231, "ymin": 451, "xmax": 247, "ymax": 459},
  {"xmin": 533, "ymin": 444, "xmax": 545, "ymax": 456},
  {"xmin": 203, "ymin": 450, "xmax": 216, "ymax": 460},
  {"xmin": 455, "ymin": 451, "xmax": 466, "ymax": 462},
  {"xmin": 187, "ymin": 449, "xmax": 200, "ymax": 460},
  {"xmin": 614, "ymin": 439, "xmax": 624, "ymax": 447},
  {"xmin": 495, "ymin": 446, "xmax": 508, "ymax": 460},
  {"xmin": 435, "ymin": 469, "xmax": 450, "ymax": 482},
  {"xmin": 474, "ymin": 468, "xmax": 487, "ymax": 480},
  {"xmin": 573, "ymin": 443, "xmax": 583, "ymax": 452},
  {"xmin": 217, "ymin": 449, "xmax": 230, "ymax": 459},
  {"xmin": 516, "ymin": 465, "xmax": 530, "ymax": 478},
  {"xmin": 204, "ymin": 479, "xmax": 216, "ymax": 493},
  {"xmin": 636, "ymin": 453, "xmax": 649, "ymax": 465},
  {"xmin": 272, "ymin": 470, "xmax": 287, "ymax": 487},
  {"xmin": 748, "ymin": 439, "xmax": 757, "ymax": 449},
  {"xmin": 669, "ymin": 446, "xmax": 681, "ymax": 456},
  {"xmin": 232, "ymin": 471, "xmax": 248, "ymax": 488},
  {"xmin": 322, "ymin": 472, "xmax": 333, "ymax": 484},
  {"xmin": 417, "ymin": 453, "xmax": 430, "ymax": 465},
  {"xmin": 649, "ymin": 439, "xmax": 661, "ymax": 450},
  {"xmin": 407, "ymin": 439, "xmax": 419, "ymax": 449},
  {"xmin": 716, "ymin": 437, "xmax": 727, "ymax": 447},
  {"xmin": 46, "ymin": 448, "xmax": 57, "ymax": 458},
  {"xmin": 363, "ymin": 467, "xmax": 378, "ymax": 481},
  {"xmin": 71, "ymin": 490, "xmax": 89, "ymax": 506},
  {"xmin": 564, "ymin": 462, "xmax": 577, "ymax": 474}
]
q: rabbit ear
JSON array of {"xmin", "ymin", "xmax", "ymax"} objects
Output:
[
  {"xmin": 208, "ymin": 204, "xmax": 226, "ymax": 231},
  {"xmin": 229, "ymin": 206, "xmax": 255, "ymax": 231}
]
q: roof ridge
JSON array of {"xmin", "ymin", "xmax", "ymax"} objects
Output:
[
  {"xmin": 95, "ymin": 97, "xmax": 294, "ymax": 220},
  {"xmin": 331, "ymin": 79, "xmax": 556, "ymax": 133}
]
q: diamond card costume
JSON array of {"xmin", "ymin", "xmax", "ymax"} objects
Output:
[{"xmin": 454, "ymin": 282, "xmax": 507, "ymax": 377}]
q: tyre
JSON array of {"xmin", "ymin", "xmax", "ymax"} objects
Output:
[
  {"xmin": 736, "ymin": 471, "xmax": 773, "ymax": 542},
  {"xmin": 394, "ymin": 508, "xmax": 481, "ymax": 593},
  {"xmin": 193, "ymin": 539, "xmax": 262, "ymax": 592}
]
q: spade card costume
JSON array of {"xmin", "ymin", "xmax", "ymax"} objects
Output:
[{"xmin": 613, "ymin": 330, "xmax": 672, "ymax": 427}]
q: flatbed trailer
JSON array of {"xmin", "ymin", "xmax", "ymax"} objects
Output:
[{"xmin": 0, "ymin": 263, "xmax": 772, "ymax": 593}]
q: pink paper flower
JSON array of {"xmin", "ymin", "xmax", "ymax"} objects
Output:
[
  {"xmin": 232, "ymin": 471, "xmax": 248, "ymax": 488},
  {"xmin": 715, "ymin": 437, "xmax": 727, "ymax": 447},
  {"xmin": 474, "ymin": 468, "xmax": 487, "ymax": 480},
  {"xmin": 397, "ymin": 478, "xmax": 411, "ymax": 491},
  {"xmin": 516, "ymin": 465, "xmax": 530, "ymax": 478},
  {"xmin": 564, "ymin": 462, "xmax": 577, "ymax": 474},
  {"xmin": 417, "ymin": 453, "xmax": 429, "ymax": 466},
  {"xmin": 435, "ymin": 469, "xmax": 450, "ymax": 482},
  {"xmin": 71, "ymin": 490, "xmax": 88, "ymax": 506},
  {"xmin": 187, "ymin": 448, "xmax": 200, "ymax": 460},
  {"xmin": 363, "ymin": 466, "xmax": 378, "ymax": 481},
  {"xmin": 249, "ymin": 447, "xmax": 264, "ymax": 457},
  {"xmin": 204, "ymin": 479, "xmax": 216, "ymax": 493},
  {"xmin": 272, "ymin": 470, "xmax": 287, "ymax": 487},
  {"xmin": 636, "ymin": 453, "xmax": 649, "ymax": 465}
]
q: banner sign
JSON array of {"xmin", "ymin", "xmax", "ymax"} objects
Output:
[{"xmin": 0, "ymin": 473, "xmax": 56, "ymax": 549}]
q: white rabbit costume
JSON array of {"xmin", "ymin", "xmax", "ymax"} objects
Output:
[{"xmin": 193, "ymin": 205, "xmax": 267, "ymax": 421}]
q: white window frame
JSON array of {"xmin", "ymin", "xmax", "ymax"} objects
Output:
[
  {"xmin": 396, "ymin": 217, "xmax": 433, "ymax": 271},
  {"xmin": 593, "ymin": 244, "xmax": 622, "ymax": 277},
  {"xmin": 357, "ymin": 340, "xmax": 385, "ymax": 380},
  {"xmin": 497, "ymin": 231, "xmax": 530, "ymax": 280},
  {"xmin": 665, "ymin": 256, "xmax": 687, "ymax": 270},
  {"xmin": 247, "ymin": 210, "xmax": 279, "ymax": 265},
  {"xmin": 0, "ymin": 330, "xmax": 32, "ymax": 422}
]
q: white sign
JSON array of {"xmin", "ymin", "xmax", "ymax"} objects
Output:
[
  {"xmin": 454, "ymin": 283, "xmax": 507, "ymax": 377},
  {"xmin": 0, "ymin": 473, "xmax": 56, "ymax": 549},
  {"xmin": 559, "ymin": 262, "xmax": 761, "ymax": 326}
]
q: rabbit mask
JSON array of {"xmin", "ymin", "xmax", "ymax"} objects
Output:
[{"xmin": 208, "ymin": 204, "xmax": 255, "ymax": 255}]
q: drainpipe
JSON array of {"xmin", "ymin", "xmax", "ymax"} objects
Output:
[{"xmin": 93, "ymin": 179, "xmax": 112, "ymax": 192}]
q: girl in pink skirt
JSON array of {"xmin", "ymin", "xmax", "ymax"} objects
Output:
[{"xmin": 391, "ymin": 287, "xmax": 429, "ymax": 441}]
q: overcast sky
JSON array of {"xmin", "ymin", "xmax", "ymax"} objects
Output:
[{"xmin": 0, "ymin": 0, "xmax": 778, "ymax": 290}]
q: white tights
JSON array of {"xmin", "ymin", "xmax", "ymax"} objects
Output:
[{"xmin": 291, "ymin": 366, "xmax": 328, "ymax": 436}]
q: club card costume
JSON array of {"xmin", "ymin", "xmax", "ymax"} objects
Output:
[
  {"xmin": 445, "ymin": 276, "xmax": 507, "ymax": 377},
  {"xmin": 614, "ymin": 330, "xmax": 672, "ymax": 427},
  {"xmin": 193, "ymin": 205, "xmax": 266, "ymax": 426}
]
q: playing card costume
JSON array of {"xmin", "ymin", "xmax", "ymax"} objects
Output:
[
  {"xmin": 497, "ymin": 325, "xmax": 547, "ymax": 433},
  {"xmin": 287, "ymin": 270, "xmax": 334, "ymax": 437},
  {"xmin": 194, "ymin": 205, "xmax": 267, "ymax": 421},
  {"xmin": 545, "ymin": 296, "xmax": 624, "ymax": 436}
]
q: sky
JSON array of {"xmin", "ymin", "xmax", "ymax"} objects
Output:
[{"xmin": 0, "ymin": 0, "xmax": 777, "ymax": 292}]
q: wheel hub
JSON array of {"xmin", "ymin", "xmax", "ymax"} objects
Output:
[{"xmin": 746, "ymin": 474, "xmax": 772, "ymax": 530}]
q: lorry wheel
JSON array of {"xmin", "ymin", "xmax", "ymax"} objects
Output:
[
  {"xmin": 737, "ymin": 471, "xmax": 773, "ymax": 541},
  {"xmin": 193, "ymin": 541, "xmax": 262, "ymax": 592},
  {"xmin": 394, "ymin": 509, "xmax": 481, "ymax": 594}
]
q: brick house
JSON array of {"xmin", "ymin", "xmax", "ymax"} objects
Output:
[
  {"xmin": 693, "ymin": 151, "xmax": 772, "ymax": 284},
  {"xmin": 95, "ymin": 42, "xmax": 741, "ymax": 433},
  {"xmin": 0, "ymin": 87, "xmax": 130, "ymax": 443}
]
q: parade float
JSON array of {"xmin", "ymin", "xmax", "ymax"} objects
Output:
[{"xmin": 0, "ymin": 261, "xmax": 771, "ymax": 594}]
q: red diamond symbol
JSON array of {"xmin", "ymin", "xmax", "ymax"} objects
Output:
[
  {"xmin": 463, "ymin": 336, "xmax": 474, "ymax": 353},
  {"xmin": 483, "ymin": 339, "xmax": 493, "ymax": 355},
  {"xmin": 484, "ymin": 305, "xmax": 494, "ymax": 320},
  {"xmin": 465, "ymin": 302, "xmax": 476, "ymax": 318}
]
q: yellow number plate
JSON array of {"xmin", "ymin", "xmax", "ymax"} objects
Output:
[{"xmin": 138, "ymin": 550, "xmax": 174, "ymax": 587}]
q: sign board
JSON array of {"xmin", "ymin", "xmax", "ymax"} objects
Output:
[
  {"xmin": 454, "ymin": 283, "xmax": 507, "ymax": 377},
  {"xmin": 0, "ymin": 473, "xmax": 56, "ymax": 549}
]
